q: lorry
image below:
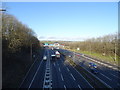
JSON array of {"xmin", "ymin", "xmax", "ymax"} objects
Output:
[{"xmin": 55, "ymin": 51, "xmax": 60, "ymax": 58}]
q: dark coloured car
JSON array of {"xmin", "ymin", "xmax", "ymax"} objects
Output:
[
  {"xmin": 89, "ymin": 62, "xmax": 97, "ymax": 68},
  {"xmin": 90, "ymin": 68, "xmax": 99, "ymax": 74}
]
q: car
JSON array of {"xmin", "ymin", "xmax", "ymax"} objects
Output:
[
  {"xmin": 43, "ymin": 56, "xmax": 47, "ymax": 61},
  {"xmin": 89, "ymin": 62, "xmax": 97, "ymax": 68},
  {"xmin": 90, "ymin": 68, "xmax": 99, "ymax": 74}
]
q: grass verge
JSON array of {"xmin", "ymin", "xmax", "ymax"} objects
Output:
[{"xmin": 69, "ymin": 49, "xmax": 119, "ymax": 66}]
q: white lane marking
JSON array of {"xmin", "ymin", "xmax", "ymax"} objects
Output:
[
  {"xmin": 53, "ymin": 63, "xmax": 55, "ymax": 67},
  {"xmin": 29, "ymin": 60, "xmax": 43, "ymax": 88},
  {"xmin": 61, "ymin": 74, "xmax": 64, "ymax": 81},
  {"xmin": 59, "ymin": 67, "xmax": 61, "ymax": 72},
  {"xmin": 78, "ymin": 84, "xmax": 82, "ymax": 90},
  {"xmin": 65, "ymin": 60, "xmax": 93, "ymax": 88},
  {"xmin": 64, "ymin": 85, "xmax": 66, "ymax": 90},
  {"xmin": 100, "ymin": 73, "xmax": 112, "ymax": 81},
  {"xmin": 67, "ymin": 67, "xmax": 70, "ymax": 72},
  {"xmin": 71, "ymin": 67, "xmax": 93, "ymax": 88},
  {"xmin": 70, "ymin": 73, "xmax": 76, "ymax": 81},
  {"xmin": 79, "ymin": 64, "xmax": 112, "ymax": 88},
  {"xmin": 82, "ymin": 55, "xmax": 119, "ymax": 71},
  {"xmin": 110, "ymin": 73, "xmax": 120, "ymax": 79},
  {"xmin": 117, "ymin": 83, "xmax": 120, "ymax": 86},
  {"xmin": 71, "ymin": 57, "xmax": 112, "ymax": 88},
  {"xmin": 19, "ymin": 56, "xmax": 39, "ymax": 88}
]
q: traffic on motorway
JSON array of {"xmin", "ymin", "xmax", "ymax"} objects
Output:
[{"xmin": 20, "ymin": 47, "xmax": 120, "ymax": 89}]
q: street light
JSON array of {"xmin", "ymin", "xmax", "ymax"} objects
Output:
[
  {"xmin": 30, "ymin": 43, "xmax": 35, "ymax": 61},
  {"xmin": 114, "ymin": 36, "xmax": 117, "ymax": 61}
]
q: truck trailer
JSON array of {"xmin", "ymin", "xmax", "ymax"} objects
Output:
[{"xmin": 55, "ymin": 51, "xmax": 60, "ymax": 58}]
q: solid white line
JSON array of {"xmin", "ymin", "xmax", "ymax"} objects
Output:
[
  {"xmin": 28, "ymin": 60, "xmax": 43, "ymax": 88},
  {"xmin": 66, "ymin": 52, "xmax": 112, "ymax": 88},
  {"xmin": 72, "ymin": 68, "xmax": 93, "ymax": 88},
  {"xmin": 70, "ymin": 73, "xmax": 76, "ymax": 81},
  {"xmin": 80, "ymin": 65, "xmax": 112, "ymax": 88},
  {"xmin": 82, "ymin": 55, "xmax": 119, "ymax": 71},
  {"xmin": 19, "ymin": 56, "xmax": 39, "ymax": 88},
  {"xmin": 100, "ymin": 73, "xmax": 112, "ymax": 81},
  {"xmin": 61, "ymin": 74, "xmax": 64, "ymax": 81}
]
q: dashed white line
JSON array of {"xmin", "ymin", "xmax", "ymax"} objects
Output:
[
  {"xmin": 59, "ymin": 67, "xmax": 61, "ymax": 72},
  {"xmin": 110, "ymin": 73, "xmax": 120, "ymax": 79},
  {"xmin": 65, "ymin": 60, "xmax": 93, "ymax": 88},
  {"xmin": 67, "ymin": 67, "xmax": 70, "ymax": 72},
  {"xmin": 72, "ymin": 68, "xmax": 93, "ymax": 88},
  {"xmin": 70, "ymin": 73, "xmax": 76, "ymax": 81},
  {"xmin": 53, "ymin": 63, "xmax": 55, "ymax": 66},
  {"xmin": 78, "ymin": 85, "xmax": 82, "ymax": 90},
  {"xmin": 82, "ymin": 55, "xmax": 119, "ymax": 71},
  {"xmin": 64, "ymin": 85, "xmax": 66, "ymax": 90},
  {"xmin": 100, "ymin": 73, "xmax": 112, "ymax": 81},
  {"xmin": 61, "ymin": 74, "xmax": 64, "ymax": 81},
  {"xmin": 117, "ymin": 83, "xmax": 120, "ymax": 86},
  {"xmin": 79, "ymin": 64, "xmax": 112, "ymax": 88}
]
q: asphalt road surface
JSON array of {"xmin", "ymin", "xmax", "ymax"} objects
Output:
[{"xmin": 20, "ymin": 48, "xmax": 120, "ymax": 89}]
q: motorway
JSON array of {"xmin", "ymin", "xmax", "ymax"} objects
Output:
[{"xmin": 20, "ymin": 48, "xmax": 120, "ymax": 89}]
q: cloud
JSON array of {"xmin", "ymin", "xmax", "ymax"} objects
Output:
[
  {"xmin": 39, "ymin": 36, "xmax": 89, "ymax": 41},
  {"xmin": 39, "ymin": 36, "xmax": 46, "ymax": 39}
]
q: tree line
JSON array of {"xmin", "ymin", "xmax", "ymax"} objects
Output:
[
  {"xmin": 2, "ymin": 13, "xmax": 40, "ymax": 60},
  {"xmin": 2, "ymin": 12, "xmax": 41, "ymax": 88},
  {"xmin": 64, "ymin": 33, "xmax": 119, "ymax": 57}
]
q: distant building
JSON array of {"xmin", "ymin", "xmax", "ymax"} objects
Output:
[
  {"xmin": 54, "ymin": 43, "xmax": 60, "ymax": 46},
  {"xmin": 49, "ymin": 44, "xmax": 54, "ymax": 46},
  {"xmin": 44, "ymin": 43, "xmax": 49, "ymax": 46},
  {"xmin": 43, "ymin": 42, "xmax": 65, "ymax": 49}
]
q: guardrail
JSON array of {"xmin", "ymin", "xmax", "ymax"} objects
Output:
[{"xmin": 43, "ymin": 49, "xmax": 52, "ymax": 89}]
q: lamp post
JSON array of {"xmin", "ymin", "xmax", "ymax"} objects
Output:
[
  {"xmin": 30, "ymin": 44, "xmax": 32, "ymax": 61},
  {"xmin": 73, "ymin": 51, "xmax": 75, "ymax": 61},
  {"xmin": 30, "ymin": 43, "xmax": 34, "ymax": 61},
  {"xmin": 114, "ymin": 36, "xmax": 117, "ymax": 61}
]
